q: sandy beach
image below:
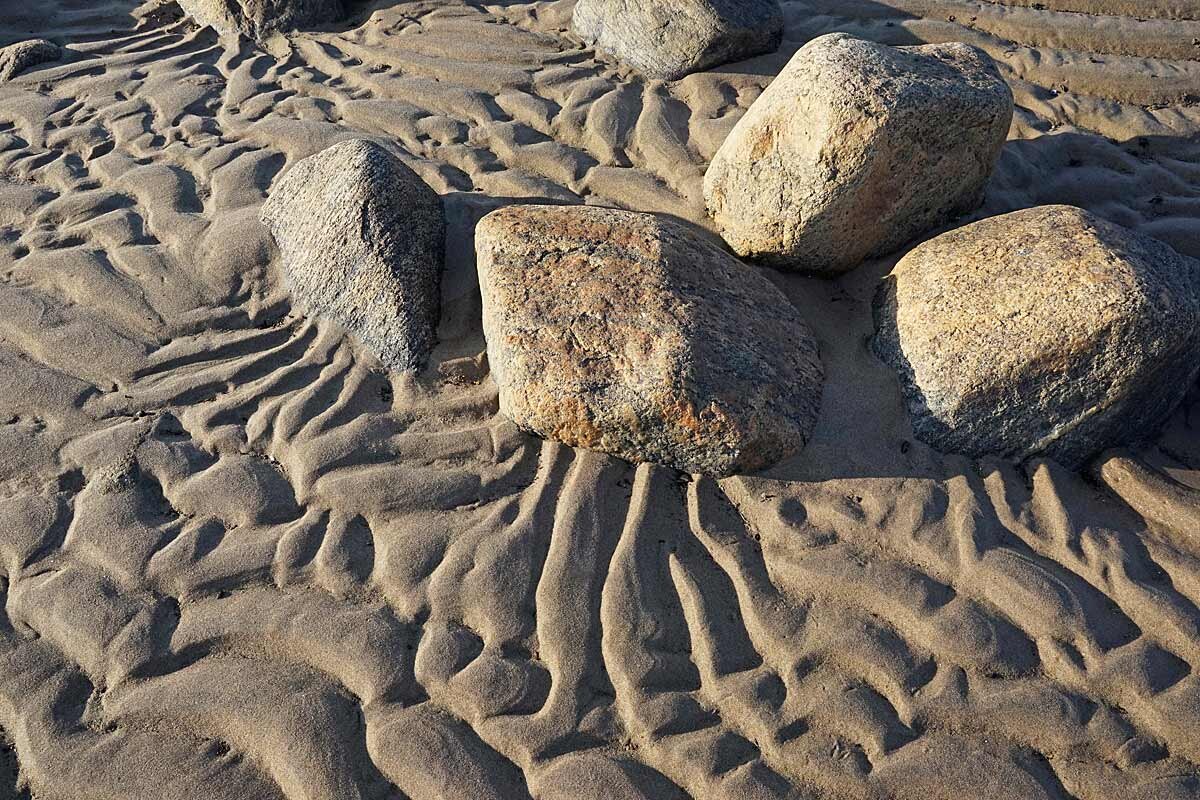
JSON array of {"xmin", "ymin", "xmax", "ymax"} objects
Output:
[{"xmin": 0, "ymin": 0, "xmax": 1199, "ymax": 798}]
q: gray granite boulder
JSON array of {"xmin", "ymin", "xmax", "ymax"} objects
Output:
[
  {"xmin": 0, "ymin": 39, "xmax": 60, "ymax": 82},
  {"xmin": 872, "ymin": 205, "xmax": 1200, "ymax": 467},
  {"xmin": 261, "ymin": 138, "xmax": 444, "ymax": 372},
  {"xmin": 572, "ymin": 0, "xmax": 783, "ymax": 81},
  {"xmin": 179, "ymin": 0, "xmax": 344, "ymax": 40},
  {"xmin": 705, "ymin": 33, "xmax": 1013, "ymax": 274},
  {"xmin": 476, "ymin": 204, "xmax": 824, "ymax": 476}
]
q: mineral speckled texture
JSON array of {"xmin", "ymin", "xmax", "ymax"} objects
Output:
[
  {"xmin": 178, "ymin": 0, "xmax": 344, "ymax": 39},
  {"xmin": 0, "ymin": 39, "xmax": 60, "ymax": 81},
  {"xmin": 572, "ymin": 0, "xmax": 784, "ymax": 81},
  {"xmin": 475, "ymin": 204, "xmax": 824, "ymax": 476},
  {"xmin": 260, "ymin": 138, "xmax": 444, "ymax": 372},
  {"xmin": 705, "ymin": 33, "xmax": 1013, "ymax": 274},
  {"xmin": 873, "ymin": 205, "xmax": 1200, "ymax": 467}
]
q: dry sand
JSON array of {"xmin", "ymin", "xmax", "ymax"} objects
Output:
[{"xmin": 0, "ymin": 0, "xmax": 1198, "ymax": 798}]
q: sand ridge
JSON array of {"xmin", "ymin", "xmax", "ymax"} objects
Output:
[{"xmin": 0, "ymin": 0, "xmax": 1199, "ymax": 798}]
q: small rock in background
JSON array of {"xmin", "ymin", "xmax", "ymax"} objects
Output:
[
  {"xmin": 572, "ymin": 0, "xmax": 783, "ymax": 81},
  {"xmin": 178, "ymin": 0, "xmax": 344, "ymax": 40},
  {"xmin": 0, "ymin": 39, "xmax": 60, "ymax": 82},
  {"xmin": 260, "ymin": 138, "xmax": 444, "ymax": 372},
  {"xmin": 705, "ymin": 33, "xmax": 1013, "ymax": 274},
  {"xmin": 872, "ymin": 205, "xmax": 1200, "ymax": 467},
  {"xmin": 476, "ymin": 204, "xmax": 823, "ymax": 476}
]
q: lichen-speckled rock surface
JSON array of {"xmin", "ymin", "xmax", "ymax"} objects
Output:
[
  {"xmin": 0, "ymin": 39, "xmax": 59, "ymax": 82},
  {"xmin": 572, "ymin": 0, "xmax": 783, "ymax": 81},
  {"xmin": 261, "ymin": 138, "xmax": 444, "ymax": 372},
  {"xmin": 476, "ymin": 204, "xmax": 823, "ymax": 476},
  {"xmin": 705, "ymin": 33, "xmax": 1013, "ymax": 274},
  {"xmin": 873, "ymin": 205, "xmax": 1200, "ymax": 467},
  {"xmin": 179, "ymin": 0, "xmax": 344, "ymax": 39}
]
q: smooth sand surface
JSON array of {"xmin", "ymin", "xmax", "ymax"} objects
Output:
[{"xmin": 0, "ymin": 1, "xmax": 1199, "ymax": 798}]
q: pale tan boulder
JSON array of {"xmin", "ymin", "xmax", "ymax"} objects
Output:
[
  {"xmin": 704, "ymin": 33, "xmax": 1013, "ymax": 274},
  {"xmin": 476, "ymin": 204, "xmax": 824, "ymax": 476},
  {"xmin": 178, "ymin": 0, "xmax": 343, "ymax": 40},
  {"xmin": 572, "ymin": 0, "xmax": 783, "ymax": 81},
  {"xmin": 872, "ymin": 205, "xmax": 1200, "ymax": 466}
]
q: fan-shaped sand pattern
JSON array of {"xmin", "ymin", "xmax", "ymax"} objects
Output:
[{"xmin": 0, "ymin": 0, "xmax": 1199, "ymax": 798}]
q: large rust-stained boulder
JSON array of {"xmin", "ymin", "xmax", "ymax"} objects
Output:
[
  {"xmin": 261, "ymin": 138, "xmax": 444, "ymax": 372},
  {"xmin": 475, "ymin": 204, "xmax": 824, "ymax": 476},
  {"xmin": 704, "ymin": 33, "xmax": 1013, "ymax": 274},
  {"xmin": 872, "ymin": 205, "xmax": 1200, "ymax": 467},
  {"xmin": 178, "ymin": 0, "xmax": 344, "ymax": 40},
  {"xmin": 572, "ymin": 0, "xmax": 784, "ymax": 81}
]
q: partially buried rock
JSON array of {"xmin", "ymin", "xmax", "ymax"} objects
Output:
[
  {"xmin": 178, "ymin": 0, "xmax": 344, "ymax": 40},
  {"xmin": 705, "ymin": 33, "xmax": 1013, "ymax": 274},
  {"xmin": 572, "ymin": 0, "xmax": 783, "ymax": 81},
  {"xmin": 0, "ymin": 39, "xmax": 60, "ymax": 82},
  {"xmin": 873, "ymin": 205, "xmax": 1200, "ymax": 467},
  {"xmin": 260, "ymin": 138, "xmax": 444, "ymax": 372},
  {"xmin": 476, "ymin": 204, "xmax": 824, "ymax": 476}
]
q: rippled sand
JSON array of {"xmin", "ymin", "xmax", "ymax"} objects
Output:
[{"xmin": 0, "ymin": 1, "xmax": 1198, "ymax": 798}]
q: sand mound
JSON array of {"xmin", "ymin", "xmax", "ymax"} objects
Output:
[{"xmin": 0, "ymin": 0, "xmax": 1198, "ymax": 798}]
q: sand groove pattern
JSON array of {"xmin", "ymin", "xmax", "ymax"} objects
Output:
[{"xmin": 0, "ymin": 0, "xmax": 1199, "ymax": 798}]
